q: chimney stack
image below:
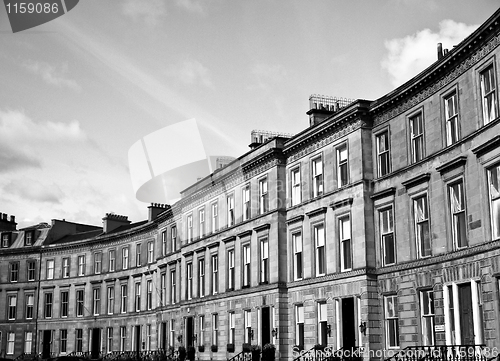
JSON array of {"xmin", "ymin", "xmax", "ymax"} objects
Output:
[
  {"xmin": 102, "ymin": 213, "xmax": 131, "ymax": 233},
  {"xmin": 148, "ymin": 204, "xmax": 170, "ymax": 222},
  {"xmin": 0, "ymin": 212, "xmax": 17, "ymax": 231},
  {"xmin": 437, "ymin": 43, "xmax": 443, "ymax": 60}
]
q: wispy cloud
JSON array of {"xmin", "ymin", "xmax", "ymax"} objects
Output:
[
  {"xmin": 23, "ymin": 61, "xmax": 81, "ymax": 91},
  {"xmin": 175, "ymin": 0, "xmax": 204, "ymax": 14},
  {"xmin": 165, "ymin": 59, "xmax": 214, "ymax": 88},
  {"xmin": 250, "ymin": 64, "xmax": 287, "ymax": 91},
  {"xmin": 382, "ymin": 20, "xmax": 478, "ymax": 87},
  {"xmin": 0, "ymin": 109, "xmax": 87, "ymax": 173},
  {"xmin": 4, "ymin": 179, "xmax": 64, "ymax": 204},
  {"xmin": 122, "ymin": 0, "xmax": 167, "ymax": 26}
]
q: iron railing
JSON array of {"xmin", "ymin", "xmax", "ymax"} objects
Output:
[{"xmin": 293, "ymin": 346, "xmax": 362, "ymax": 361}]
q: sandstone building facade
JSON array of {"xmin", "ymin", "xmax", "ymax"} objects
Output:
[{"xmin": 1, "ymin": 8, "xmax": 500, "ymax": 361}]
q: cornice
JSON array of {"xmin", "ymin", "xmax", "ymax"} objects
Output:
[
  {"xmin": 371, "ymin": 187, "xmax": 396, "ymax": 200},
  {"xmin": 329, "ymin": 197, "xmax": 353, "ymax": 210},
  {"xmin": 253, "ymin": 224, "xmax": 271, "ymax": 233},
  {"xmin": 305, "ymin": 207, "xmax": 327, "ymax": 218},
  {"xmin": 402, "ymin": 173, "xmax": 431, "ymax": 189},
  {"xmin": 207, "ymin": 241, "xmax": 220, "ymax": 249},
  {"xmin": 435, "ymin": 156, "xmax": 468, "ymax": 174},
  {"xmin": 472, "ymin": 135, "xmax": 500, "ymax": 157},
  {"xmin": 373, "ymin": 32, "xmax": 500, "ymax": 126},
  {"xmin": 286, "ymin": 215, "xmax": 305, "ymax": 225},
  {"xmin": 237, "ymin": 230, "xmax": 252, "ymax": 238},
  {"xmin": 222, "ymin": 236, "xmax": 236, "ymax": 244}
]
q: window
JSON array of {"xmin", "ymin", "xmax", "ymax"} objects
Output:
[
  {"xmin": 292, "ymin": 232, "xmax": 303, "ymax": 280},
  {"xmin": 380, "ymin": 207, "xmax": 395, "ymax": 266},
  {"xmin": 242, "ymin": 185, "xmax": 251, "ymax": 221},
  {"xmin": 420, "ymin": 290, "xmax": 435, "ymax": 346},
  {"xmin": 337, "ymin": 144, "xmax": 349, "ymax": 187},
  {"xmin": 94, "ymin": 252, "xmax": 102, "ymax": 274},
  {"xmin": 488, "ymin": 164, "xmax": 500, "ymax": 240},
  {"xmin": 119, "ymin": 327, "xmax": 126, "ymax": 352},
  {"xmin": 244, "ymin": 310, "xmax": 252, "ymax": 343},
  {"xmin": 62, "ymin": 257, "xmax": 70, "ymax": 278},
  {"xmin": 109, "ymin": 250, "xmax": 116, "ymax": 272},
  {"xmin": 259, "ymin": 178, "xmax": 269, "ymax": 214},
  {"xmin": 212, "ymin": 314, "xmax": 219, "ymax": 345},
  {"xmin": 44, "ymin": 292, "xmax": 53, "ymax": 318},
  {"xmin": 160, "ymin": 272, "xmax": 166, "ymax": 306},
  {"xmin": 25, "ymin": 231, "xmax": 34, "ymax": 246},
  {"xmin": 161, "ymin": 231, "xmax": 167, "ymax": 256},
  {"xmin": 295, "ymin": 305, "xmax": 304, "ymax": 347},
  {"xmin": 120, "ymin": 285, "xmax": 128, "ymax": 313},
  {"xmin": 410, "ymin": 113, "xmax": 424, "ymax": 163},
  {"xmin": 146, "ymin": 324, "xmax": 151, "ymax": 351},
  {"xmin": 2, "ymin": 233, "xmax": 11, "ymax": 248},
  {"xmin": 136, "ymin": 243, "xmax": 142, "ymax": 267},
  {"xmin": 60, "ymin": 329, "xmax": 68, "ymax": 354},
  {"xmin": 76, "ymin": 329, "xmax": 83, "ymax": 352},
  {"xmin": 260, "ymin": 238, "xmax": 269, "ymax": 283},
  {"xmin": 26, "ymin": 294, "xmax": 34, "ymax": 319},
  {"xmin": 61, "ymin": 291, "xmax": 69, "ymax": 317},
  {"xmin": 46, "ymin": 259, "xmax": 54, "ymax": 279},
  {"xmin": 24, "ymin": 331, "xmax": 33, "ymax": 354},
  {"xmin": 27, "ymin": 260, "xmax": 36, "ymax": 281},
  {"xmin": 9, "ymin": 262, "xmax": 19, "ymax": 283},
  {"xmin": 146, "ymin": 280, "xmax": 153, "ymax": 310},
  {"xmin": 376, "ymin": 131, "xmax": 391, "ymax": 177},
  {"xmin": 171, "ymin": 269, "xmax": 177, "ymax": 304},
  {"xmin": 211, "ymin": 202, "xmax": 219, "ymax": 233},
  {"xmin": 291, "ymin": 168, "xmax": 301, "ymax": 206},
  {"xmin": 211, "ymin": 254, "xmax": 218, "ymax": 295},
  {"xmin": 107, "ymin": 287, "xmax": 114, "ymax": 315},
  {"xmin": 314, "ymin": 224, "xmax": 326, "ymax": 276},
  {"xmin": 7, "ymin": 332, "xmax": 14, "ymax": 355},
  {"xmin": 480, "ymin": 64, "xmax": 498, "ymax": 124},
  {"xmin": 147, "ymin": 241, "xmax": 154, "ymax": 263},
  {"xmin": 76, "ymin": 289, "xmax": 85, "ymax": 316},
  {"xmin": 135, "ymin": 282, "xmax": 141, "ymax": 312},
  {"xmin": 339, "ymin": 216, "xmax": 352, "ymax": 271},
  {"xmin": 385, "ymin": 295, "xmax": 399, "ymax": 348},
  {"xmin": 78, "ymin": 255, "xmax": 86, "ymax": 276},
  {"xmin": 8, "ymin": 295, "xmax": 17, "ymax": 320},
  {"xmin": 199, "ymin": 208, "xmax": 206, "ymax": 237},
  {"xmin": 198, "ymin": 259, "xmax": 205, "ymax": 298},
  {"xmin": 106, "ymin": 328, "xmax": 113, "ymax": 353},
  {"xmin": 444, "ymin": 91, "xmax": 460, "ymax": 145},
  {"xmin": 199, "ymin": 316, "xmax": 205, "ymax": 346},
  {"xmin": 93, "ymin": 288, "xmax": 101, "ymax": 315},
  {"xmin": 242, "ymin": 244, "xmax": 251, "ymax": 287},
  {"xmin": 186, "ymin": 262, "xmax": 193, "ymax": 299},
  {"xmin": 312, "ymin": 157, "xmax": 323, "ymax": 197},
  {"xmin": 227, "ymin": 195, "xmax": 235, "ymax": 226},
  {"xmin": 449, "ymin": 181, "xmax": 467, "ymax": 248},
  {"xmin": 318, "ymin": 302, "xmax": 328, "ymax": 346},
  {"xmin": 187, "ymin": 214, "xmax": 193, "ymax": 242},
  {"xmin": 228, "ymin": 312, "xmax": 235, "ymax": 344},
  {"xmin": 122, "ymin": 248, "xmax": 129, "ymax": 270},
  {"xmin": 171, "ymin": 226, "xmax": 177, "ymax": 252},
  {"xmin": 227, "ymin": 250, "xmax": 235, "ymax": 290},
  {"xmin": 414, "ymin": 195, "xmax": 431, "ymax": 258},
  {"xmin": 169, "ymin": 320, "xmax": 175, "ymax": 348}
]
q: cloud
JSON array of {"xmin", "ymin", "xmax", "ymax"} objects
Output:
[
  {"xmin": 0, "ymin": 109, "xmax": 87, "ymax": 173},
  {"xmin": 175, "ymin": 0, "xmax": 204, "ymax": 14},
  {"xmin": 3, "ymin": 179, "xmax": 64, "ymax": 204},
  {"xmin": 250, "ymin": 64, "xmax": 287, "ymax": 91},
  {"xmin": 382, "ymin": 20, "xmax": 478, "ymax": 87},
  {"xmin": 23, "ymin": 61, "xmax": 81, "ymax": 91},
  {"xmin": 122, "ymin": 0, "xmax": 167, "ymax": 26},
  {"xmin": 165, "ymin": 59, "xmax": 214, "ymax": 88}
]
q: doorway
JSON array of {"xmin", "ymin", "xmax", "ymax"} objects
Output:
[
  {"xmin": 186, "ymin": 317, "xmax": 194, "ymax": 347},
  {"xmin": 134, "ymin": 325, "xmax": 141, "ymax": 352},
  {"xmin": 458, "ymin": 283, "xmax": 474, "ymax": 344},
  {"xmin": 261, "ymin": 307, "xmax": 271, "ymax": 346},
  {"xmin": 42, "ymin": 330, "xmax": 51, "ymax": 359},
  {"xmin": 161, "ymin": 322, "xmax": 167, "ymax": 350},
  {"xmin": 341, "ymin": 298, "xmax": 356, "ymax": 349},
  {"xmin": 91, "ymin": 328, "xmax": 101, "ymax": 359}
]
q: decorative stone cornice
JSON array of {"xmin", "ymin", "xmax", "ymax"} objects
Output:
[
  {"xmin": 286, "ymin": 215, "xmax": 304, "ymax": 225},
  {"xmin": 329, "ymin": 197, "xmax": 353, "ymax": 210},
  {"xmin": 222, "ymin": 236, "xmax": 236, "ymax": 244},
  {"xmin": 237, "ymin": 230, "xmax": 252, "ymax": 238},
  {"xmin": 402, "ymin": 173, "xmax": 431, "ymax": 189},
  {"xmin": 436, "ymin": 156, "xmax": 467, "ymax": 174},
  {"xmin": 305, "ymin": 207, "xmax": 327, "ymax": 218},
  {"xmin": 371, "ymin": 187, "xmax": 396, "ymax": 200},
  {"xmin": 472, "ymin": 135, "xmax": 500, "ymax": 157},
  {"xmin": 253, "ymin": 224, "xmax": 271, "ymax": 233}
]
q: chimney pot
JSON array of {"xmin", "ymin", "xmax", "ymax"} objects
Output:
[
  {"xmin": 437, "ymin": 43, "xmax": 443, "ymax": 60},
  {"xmin": 10, "ymin": 215, "xmax": 15, "ymax": 223}
]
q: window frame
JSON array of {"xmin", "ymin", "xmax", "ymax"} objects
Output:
[
  {"xmin": 27, "ymin": 260, "xmax": 36, "ymax": 281},
  {"xmin": 385, "ymin": 295, "xmax": 399, "ymax": 349},
  {"xmin": 211, "ymin": 202, "xmax": 219, "ymax": 233},
  {"xmin": 227, "ymin": 249, "xmax": 235, "ymax": 291},
  {"xmin": 260, "ymin": 237, "xmax": 269, "ymax": 284},
  {"xmin": 376, "ymin": 129, "xmax": 391, "ymax": 177},
  {"xmin": 443, "ymin": 88, "xmax": 460, "ymax": 146},
  {"xmin": 336, "ymin": 143, "xmax": 349, "ymax": 188},
  {"xmin": 448, "ymin": 179, "xmax": 467, "ymax": 249},
  {"xmin": 292, "ymin": 231, "xmax": 303, "ymax": 281},
  {"xmin": 291, "ymin": 167, "xmax": 301, "ymax": 206},
  {"xmin": 76, "ymin": 289, "xmax": 85, "ymax": 317},
  {"xmin": 242, "ymin": 243, "xmax": 251, "ymax": 288},
  {"xmin": 487, "ymin": 163, "xmax": 500, "ymax": 241},
  {"xmin": 60, "ymin": 290, "xmax": 69, "ymax": 318},
  {"xmin": 413, "ymin": 193, "xmax": 432, "ymax": 258},
  {"xmin": 409, "ymin": 110, "xmax": 425, "ymax": 163},
  {"xmin": 77, "ymin": 255, "xmax": 86, "ymax": 276},
  {"xmin": 313, "ymin": 222, "xmax": 326, "ymax": 276},
  {"xmin": 339, "ymin": 215, "xmax": 352, "ymax": 272},
  {"xmin": 62, "ymin": 257, "xmax": 70, "ymax": 278},
  {"xmin": 259, "ymin": 177, "xmax": 269, "ymax": 214},
  {"xmin": 420, "ymin": 289, "xmax": 435, "ymax": 346},
  {"xmin": 8, "ymin": 294, "xmax": 17, "ymax": 320},
  {"xmin": 9, "ymin": 262, "xmax": 19, "ymax": 283},
  {"xmin": 242, "ymin": 184, "xmax": 251, "ymax": 221},
  {"xmin": 199, "ymin": 207, "xmax": 206, "ymax": 238},
  {"xmin": 311, "ymin": 156, "xmax": 324, "ymax": 198},
  {"xmin": 198, "ymin": 258, "xmax": 205, "ymax": 298},
  {"xmin": 109, "ymin": 250, "xmax": 116, "ymax": 272},
  {"xmin": 479, "ymin": 62, "xmax": 498, "ymax": 125},
  {"xmin": 94, "ymin": 252, "xmax": 102, "ymax": 274},
  {"xmin": 380, "ymin": 206, "xmax": 396, "ymax": 266}
]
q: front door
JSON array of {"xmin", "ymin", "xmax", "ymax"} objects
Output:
[
  {"xmin": 134, "ymin": 325, "xmax": 141, "ymax": 352},
  {"xmin": 161, "ymin": 322, "xmax": 167, "ymax": 350},
  {"xmin": 42, "ymin": 330, "xmax": 51, "ymax": 359},
  {"xmin": 91, "ymin": 328, "xmax": 101, "ymax": 359},
  {"xmin": 458, "ymin": 283, "xmax": 474, "ymax": 344},
  {"xmin": 261, "ymin": 307, "xmax": 271, "ymax": 346},
  {"xmin": 342, "ymin": 298, "xmax": 356, "ymax": 349},
  {"xmin": 186, "ymin": 317, "xmax": 194, "ymax": 347}
]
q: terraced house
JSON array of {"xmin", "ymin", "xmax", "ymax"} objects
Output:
[{"xmin": 1, "ymin": 7, "xmax": 500, "ymax": 361}]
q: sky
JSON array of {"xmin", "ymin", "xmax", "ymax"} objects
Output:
[{"xmin": 0, "ymin": 0, "xmax": 498, "ymax": 229}]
